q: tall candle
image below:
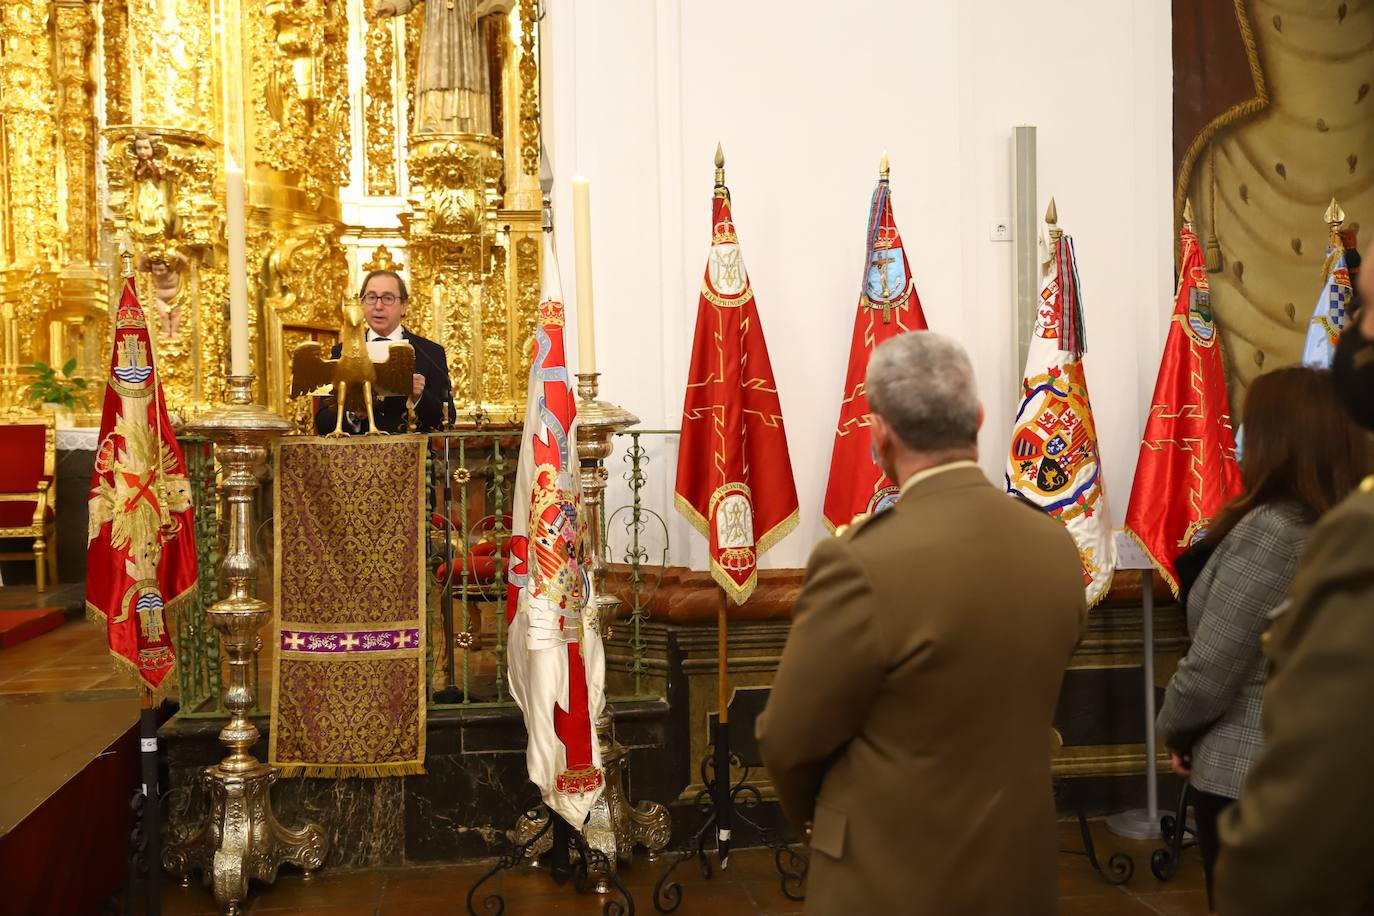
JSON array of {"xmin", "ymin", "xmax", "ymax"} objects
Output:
[
  {"xmin": 571, "ymin": 174, "xmax": 596, "ymax": 375},
  {"xmin": 226, "ymin": 165, "xmax": 250, "ymax": 377}
]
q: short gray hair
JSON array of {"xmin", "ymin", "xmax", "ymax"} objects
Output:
[{"xmin": 865, "ymin": 331, "xmax": 979, "ymax": 452}]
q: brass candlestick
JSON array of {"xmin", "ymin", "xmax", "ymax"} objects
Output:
[
  {"xmin": 163, "ymin": 375, "xmax": 327, "ymax": 915},
  {"xmin": 575, "ymin": 372, "xmax": 671, "ymax": 881}
]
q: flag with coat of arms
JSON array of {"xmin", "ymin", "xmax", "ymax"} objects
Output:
[
  {"xmin": 85, "ymin": 273, "xmax": 197, "ymax": 692},
  {"xmin": 1005, "ymin": 204, "xmax": 1116, "ymax": 606},
  {"xmin": 1302, "ymin": 200, "xmax": 1359, "ymax": 369},
  {"xmin": 822, "ymin": 160, "xmax": 929, "ymax": 532},
  {"xmin": 505, "ymin": 225, "xmax": 606, "ymax": 828},
  {"xmin": 1125, "ymin": 210, "xmax": 1241, "ymax": 594},
  {"xmin": 674, "ymin": 150, "xmax": 799, "ymax": 605}
]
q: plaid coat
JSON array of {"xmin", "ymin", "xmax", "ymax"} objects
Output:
[{"xmin": 1155, "ymin": 501, "xmax": 1310, "ymax": 799}]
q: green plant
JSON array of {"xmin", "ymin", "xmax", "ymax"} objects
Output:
[{"xmin": 23, "ymin": 358, "xmax": 92, "ymax": 411}]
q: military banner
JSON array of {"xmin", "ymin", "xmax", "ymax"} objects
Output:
[
  {"xmin": 674, "ymin": 161, "xmax": 799, "ymax": 605},
  {"xmin": 1126, "ymin": 215, "xmax": 1241, "ymax": 593},
  {"xmin": 1302, "ymin": 203, "xmax": 1359, "ymax": 369},
  {"xmin": 822, "ymin": 164, "xmax": 929, "ymax": 532},
  {"xmin": 1005, "ymin": 219, "xmax": 1116, "ymax": 606},
  {"xmin": 86, "ymin": 277, "xmax": 197, "ymax": 692},
  {"xmin": 505, "ymin": 227, "xmax": 606, "ymax": 827}
]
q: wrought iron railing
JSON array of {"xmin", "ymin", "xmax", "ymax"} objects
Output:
[{"xmin": 171, "ymin": 427, "xmax": 676, "ymax": 717}]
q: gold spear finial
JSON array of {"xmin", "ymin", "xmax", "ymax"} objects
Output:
[
  {"xmin": 879, "ymin": 150, "xmax": 890, "ymax": 181},
  {"xmin": 1183, "ymin": 198, "xmax": 1195, "ymax": 228},
  {"xmin": 714, "ymin": 143, "xmax": 725, "ymax": 185},
  {"xmin": 1046, "ymin": 197, "xmax": 1062, "ymax": 241},
  {"xmin": 1325, "ymin": 197, "xmax": 1346, "ymax": 228},
  {"xmin": 119, "ymin": 244, "xmax": 134, "ymax": 278}
]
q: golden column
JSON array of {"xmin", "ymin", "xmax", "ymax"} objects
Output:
[{"xmin": 0, "ymin": 0, "xmax": 62, "ymax": 407}]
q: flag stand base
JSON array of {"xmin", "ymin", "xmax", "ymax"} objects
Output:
[
  {"xmin": 468, "ymin": 807, "xmax": 635, "ymax": 915},
  {"xmin": 162, "ymin": 379, "xmax": 327, "ymax": 915},
  {"xmin": 652, "ymin": 723, "xmax": 809, "ymax": 913}
]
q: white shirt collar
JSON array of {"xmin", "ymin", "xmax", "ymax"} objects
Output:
[{"xmin": 366, "ymin": 325, "xmax": 406, "ymax": 342}]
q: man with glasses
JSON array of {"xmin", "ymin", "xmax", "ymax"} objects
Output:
[{"xmin": 314, "ymin": 269, "xmax": 455, "ymax": 434}]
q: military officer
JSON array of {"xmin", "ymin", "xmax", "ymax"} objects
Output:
[{"xmin": 757, "ymin": 331, "xmax": 1087, "ymax": 915}]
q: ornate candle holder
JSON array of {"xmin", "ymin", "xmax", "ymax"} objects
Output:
[
  {"xmin": 574, "ymin": 372, "xmax": 671, "ymax": 880},
  {"xmin": 163, "ymin": 375, "xmax": 327, "ymax": 915}
]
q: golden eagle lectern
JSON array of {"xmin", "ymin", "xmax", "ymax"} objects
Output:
[{"xmin": 291, "ymin": 304, "xmax": 416, "ymax": 436}]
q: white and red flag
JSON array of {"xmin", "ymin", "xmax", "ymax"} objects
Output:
[
  {"xmin": 86, "ymin": 276, "xmax": 197, "ymax": 691},
  {"xmin": 674, "ymin": 162, "xmax": 799, "ymax": 604},
  {"xmin": 506, "ymin": 227, "xmax": 605, "ymax": 826}
]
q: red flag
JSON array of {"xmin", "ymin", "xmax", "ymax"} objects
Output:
[
  {"xmin": 1125, "ymin": 222, "xmax": 1241, "ymax": 594},
  {"xmin": 85, "ymin": 277, "xmax": 197, "ymax": 691},
  {"xmin": 674, "ymin": 176, "xmax": 799, "ymax": 605},
  {"xmin": 822, "ymin": 173, "xmax": 929, "ymax": 531}
]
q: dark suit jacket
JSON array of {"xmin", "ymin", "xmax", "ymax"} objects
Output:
[
  {"xmin": 314, "ymin": 329, "xmax": 454, "ymax": 434},
  {"xmin": 1216, "ymin": 483, "xmax": 1374, "ymax": 916},
  {"xmin": 757, "ymin": 465, "xmax": 1087, "ymax": 916}
]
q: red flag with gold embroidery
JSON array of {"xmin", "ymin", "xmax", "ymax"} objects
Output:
[
  {"xmin": 822, "ymin": 166, "xmax": 929, "ymax": 531},
  {"xmin": 674, "ymin": 161, "xmax": 799, "ymax": 605},
  {"xmin": 85, "ymin": 276, "xmax": 197, "ymax": 691},
  {"xmin": 1125, "ymin": 218, "xmax": 1241, "ymax": 594}
]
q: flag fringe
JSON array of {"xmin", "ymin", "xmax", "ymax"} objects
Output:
[
  {"xmin": 276, "ymin": 762, "xmax": 428, "ymax": 779},
  {"xmin": 1123, "ymin": 527, "xmax": 1182, "ymax": 601}
]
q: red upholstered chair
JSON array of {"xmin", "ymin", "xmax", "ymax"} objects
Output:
[{"xmin": 0, "ymin": 409, "xmax": 58, "ymax": 590}]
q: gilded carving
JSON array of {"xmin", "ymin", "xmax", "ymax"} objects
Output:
[
  {"xmin": 365, "ymin": 19, "xmax": 398, "ymax": 196},
  {"xmin": 362, "ymin": 244, "xmax": 399, "ymax": 273},
  {"xmin": 251, "ymin": 0, "xmax": 350, "ymax": 203},
  {"xmin": 1, "ymin": 0, "xmax": 59, "ymax": 267},
  {"xmin": 518, "ymin": 0, "xmax": 539, "ymax": 177},
  {"xmin": 481, "ymin": 245, "xmax": 509, "ymax": 406},
  {"xmin": 55, "ymin": 2, "xmax": 98, "ymax": 264},
  {"xmin": 125, "ymin": 0, "xmax": 214, "ymax": 133},
  {"xmin": 513, "ymin": 233, "xmax": 540, "ymax": 393},
  {"xmin": 103, "ymin": 0, "xmax": 131, "ymax": 125}
]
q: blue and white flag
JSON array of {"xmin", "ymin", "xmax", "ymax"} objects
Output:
[{"xmin": 1302, "ymin": 240, "xmax": 1355, "ymax": 368}]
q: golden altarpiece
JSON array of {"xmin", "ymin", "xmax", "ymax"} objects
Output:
[{"xmin": 0, "ymin": 0, "xmax": 544, "ymax": 424}]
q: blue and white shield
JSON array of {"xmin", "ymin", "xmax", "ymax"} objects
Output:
[{"xmin": 865, "ymin": 246, "xmax": 910, "ymax": 305}]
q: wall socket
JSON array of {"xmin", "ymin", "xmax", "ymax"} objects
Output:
[{"xmin": 989, "ymin": 220, "xmax": 1011, "ymax": 242}]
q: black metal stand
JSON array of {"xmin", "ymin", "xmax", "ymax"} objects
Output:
[
  {"xmin": 1054, "ymin": 779, "xmax": 1135, "ymax": 885},
  {"xmin": 119, "ymin": 707, "xmax": 163, "ymax": 916},
  {"xmin": 652, "ymin": 723, "xmax": 808, "ymax": 913},
  {"xmin": 467, "ymin": 807, "xmax": 634, "ymax": 915},
  {"xmin": 1150, "ymin": 781, "xmax": 1196, "ymax": 881}
]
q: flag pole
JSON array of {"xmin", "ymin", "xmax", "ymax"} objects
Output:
[
  {"xmin": 138, "ymin": 687, "xmax": 162, "ymax": 916},
  {"xmin": 715, "ymin": 584, "xmax": 732, "ymax": 869}
]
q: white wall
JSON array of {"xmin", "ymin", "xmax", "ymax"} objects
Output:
[{"xmin": 543, "ymin": 0, "xmax": 1174, "ymax": 572}]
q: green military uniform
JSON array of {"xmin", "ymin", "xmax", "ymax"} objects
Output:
[{"xmin": 1216, "ymin": 479, "xmax": 1374, "ymax": 916}]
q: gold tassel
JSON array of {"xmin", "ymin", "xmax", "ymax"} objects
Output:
[{"xmin": 1205, "ymin": 144, "xmax": 1223, "ymax": 273}]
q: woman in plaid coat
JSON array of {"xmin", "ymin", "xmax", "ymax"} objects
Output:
[{"xmin": 1155, "ymin": 366, "xmax": 1370, "ymax": 910}]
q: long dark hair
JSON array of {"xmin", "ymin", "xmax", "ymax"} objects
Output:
[{"xmin": 1209, "ymin": 366, "xmax": 1370, "ymax": 544}]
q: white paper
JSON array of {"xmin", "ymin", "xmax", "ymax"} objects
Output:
[{"xmin": 1113, "ymin": 530, "xmax": 1154, "ymax": 570}]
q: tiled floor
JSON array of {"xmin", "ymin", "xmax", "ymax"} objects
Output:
[{"xmin": 140, "ymin": 821, "xmax": 1211, "ymax": 915}]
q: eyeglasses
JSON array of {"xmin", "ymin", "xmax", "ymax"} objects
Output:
[{"xmin": 361, "ymin": 292, "xmax": 402, "ymax": 306}]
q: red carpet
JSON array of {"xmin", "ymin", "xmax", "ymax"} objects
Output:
[{"xmin": 0, "ymin": 608, "xmax": 64, "ymax": 649}]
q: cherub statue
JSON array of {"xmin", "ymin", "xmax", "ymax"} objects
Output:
[
  {"xmin": 128, "ymin": 131, "xmax": 175, "ymax": 241},
  {"xmin": 369, "ymin": 0, "xmax": 514, "ymax": 134},
  {"xmin": 136, "ymin": 250, "xmax": 189, "ymax": 340}
]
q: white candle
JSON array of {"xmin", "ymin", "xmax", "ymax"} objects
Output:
[
  {"xmin": 226, "ymin": 164, "xmax": 250, "ymax": 377},
  {"xmin": 571, "ymin": 175, "xmax": 596, "ymax": 375}
]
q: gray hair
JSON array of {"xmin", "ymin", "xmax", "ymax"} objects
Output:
[{"xmin": 865, "ymin": 331, "xmax": 979, "ymax": 452}]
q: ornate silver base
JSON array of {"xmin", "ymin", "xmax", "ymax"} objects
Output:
[
  {"xmin": 514, "ymin": 712, "xmax": 671, "ymax": 892},
  {"xmin": 162, "ymin": 763, "xmax": 328, "ymax": 914}
]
